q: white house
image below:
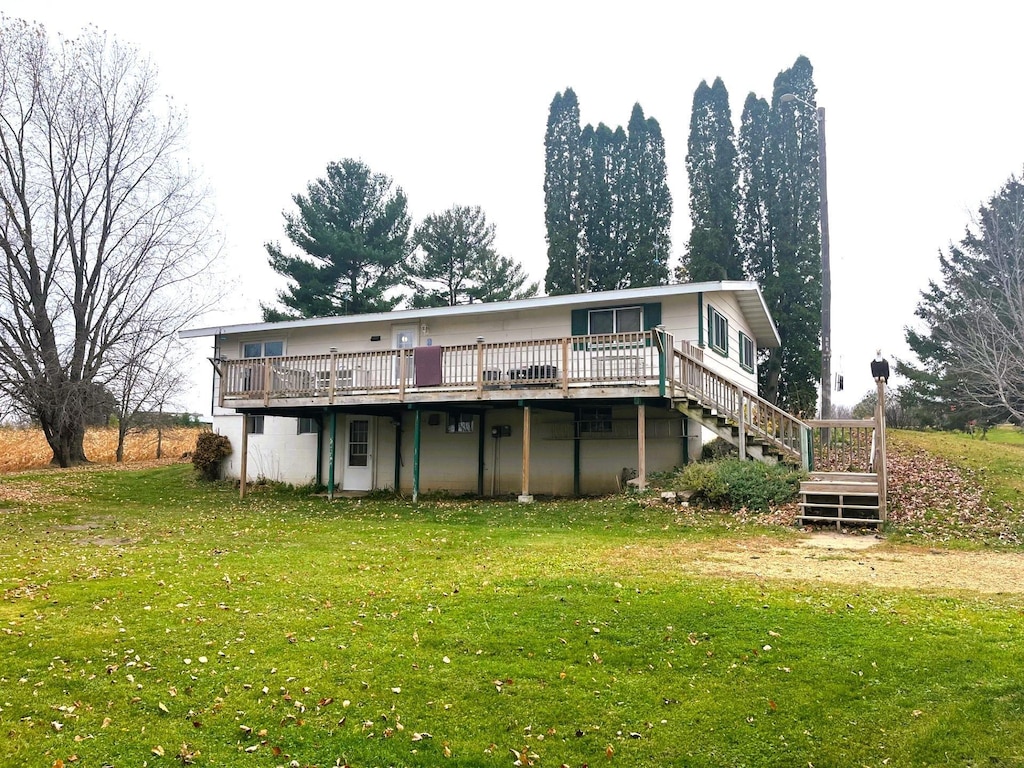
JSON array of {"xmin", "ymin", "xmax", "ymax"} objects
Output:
[{"xmin": 181, "ymin": 281, "xmax": 807, "ymax": 499}]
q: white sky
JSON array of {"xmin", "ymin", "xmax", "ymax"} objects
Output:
[{"xmin": 5, "ymin": 1, "xmax": 1023, "ymax": 412}]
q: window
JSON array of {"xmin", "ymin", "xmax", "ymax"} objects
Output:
[
  {"xmin": 577, "ymin": 406, "xmax": 613, "ymax": 435},
  {"xmin": 589, "ymin": 306, "xmax": 642, "ymax": 334},
  {"xmin": 447, "ymin": 413, "xmax": 474, "ymax": 433},
  {"xmin": 243, "ymin": 340, "xmax": 284, "ymax": 358},
  {"xmin": 297, "ymin": 417, "xmax": 317, "ymax": 435},
  {"xmin": 739, "ymin": 332, "xmax": 755, "ymax": 373},
  {"xmin": 348, "ymin": 419, "xmax": 369, "ymax": 466},
  {"xmin": 246, "ymin": 415, "xmax": 264, "ymax": 434},
  {"xmin": 707, "ymin": 306, "xmax": 728, "ymax": 356}
]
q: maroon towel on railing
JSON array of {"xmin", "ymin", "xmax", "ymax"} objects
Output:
[{"xmin": 414, "ymin": 346, "xmax": 442, "ymax": 387}]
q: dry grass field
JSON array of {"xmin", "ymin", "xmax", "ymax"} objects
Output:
[{"xmin": 0, "ymin": 425, "xmax": 204, "ymax": 473}]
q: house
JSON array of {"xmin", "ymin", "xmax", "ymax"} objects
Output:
[{"xmin": 181, "ymin": 281, "xmax": 810, "ymax": 500}]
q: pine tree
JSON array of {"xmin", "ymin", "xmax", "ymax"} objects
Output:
[
  {"xmin": 263, "ymin": 159, "xmax": 411, "ymax": 320},
  {"xmin": 684, "ymin": 78, "xmax": 741, "ymax": 282},
  {"xmin": 625, "ymin": 104, "xmax": 673, "ymax": 288},
  {"xmin": 406, "ymin": 205, "xmax": 537, "ymax": 307},
  {"xmin": 543, "ymin": 88, "xmax": 583, "ymax": 295}
]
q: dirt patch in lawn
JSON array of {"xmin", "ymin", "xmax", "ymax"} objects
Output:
[{"xmin": 617, "ymin": 532, "xmax": 1024, "ymax": 595}]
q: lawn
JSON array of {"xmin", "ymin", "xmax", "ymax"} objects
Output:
[{"xmin": 2, "ymin": 462, "xmax": 1024, "ymax": 767}]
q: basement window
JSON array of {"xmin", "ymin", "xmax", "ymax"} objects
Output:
[
  {"xmin": 577, "ymin": 406, "xmax": 613, "ymax": 435},
  {"xmin": 297, "ymin": 417, "xmax": 317, "ymax": 435},
  {"xmin": 447, "ymin": 413, "xmax": 475, "ymax": 433},
  {"xmin": 246, "ymin": 415, "xmax": 265, "ymax": 435}
]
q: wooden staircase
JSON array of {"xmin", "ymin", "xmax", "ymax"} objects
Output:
[
  {"xmin": 798, "ymin": 471, "xmax": 881, "ymax": 529},
  {"xmin": 660, "ymin": 338, "xmax": 889, "ymax": 529}
]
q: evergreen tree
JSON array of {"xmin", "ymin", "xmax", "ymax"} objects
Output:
[
  {"xmin": 406, "ymin": 205, "xmax": 537, "ymax": 307},
  {"xmin": 735, "ymin": 57, "xmax": 822, "ymax": 412},
  {"xmin": 684, "ymin": 78, "xmax": 741, "ymax": 282},
  {"xmin": 263, "ymin": 159, "xmax": 411, "ymax": 320},
  {"xmin": 901, "ymin": 172, "xmax": 1024, "ymax": 424},
  {"xmin": 580, "ymin": 123, "xmax": 630, "ymax": 292},
  {"xmin": 543, "ymin": 88, "xmax": 583, "ymax": 295},
  {"xmin": 765, "ymin": 56, "xmax": 822, "ymax": 414},
  {"xmin": 625, "ymin": 103, "xmax": 673, "ymax": 288}
]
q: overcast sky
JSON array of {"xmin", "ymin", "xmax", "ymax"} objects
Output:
[{"xmin": 5, "ymin": 1, "xmax": 1023, "ymax": 411}]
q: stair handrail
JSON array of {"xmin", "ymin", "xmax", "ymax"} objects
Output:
[{"xmin": 670, "ymin": 345, "xmax": 809, "ymax": 464}]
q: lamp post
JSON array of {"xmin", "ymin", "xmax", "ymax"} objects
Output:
[{"xmin": 780, "ymin": 93, "xmax": 831, "ymax": 421}]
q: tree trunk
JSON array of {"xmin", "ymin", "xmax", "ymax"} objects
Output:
[
  {"xmin": 116, "ymin": 424, "xmax": 127, "ymax": 463},
  {"xmin": 41, "ymin": 410, "xmax": 90, "ymax": 468}
]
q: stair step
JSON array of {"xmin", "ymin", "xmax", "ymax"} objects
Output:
[
  {"xmin": 800, "ymin": 482, "xmax": 879, "ymax": 496},
  {"xmin": 809, "ymin": 472, "xmax": 877, "ymax": 483}
]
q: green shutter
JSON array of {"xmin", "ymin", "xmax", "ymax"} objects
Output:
[
  {"xmin": 642, "ymin": 302, "xmax": 661, "ymax": 330},
  {"xmin": 571, "ymin": 308, "xmax": 588, "ymax": 336},
  {"xmin": 697, "ymin": 292, "xmax": 705, "ymax": 348}
]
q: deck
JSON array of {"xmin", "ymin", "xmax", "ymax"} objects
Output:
[{"xmin": 215, "ymin": 330, "xmax": 809, "ymax": 466}]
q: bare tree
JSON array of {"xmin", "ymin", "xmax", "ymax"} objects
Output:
[
  {"xmin": 107, "ymin": 329, "xmax": 191, "ymax": 463},
  {"xmin": 904, "ymin": 172, "xmax": 1024, "ymax": 425},
  {"xmin": 0, "ymin": 17, "xmax": 220, "ymax": 465}
]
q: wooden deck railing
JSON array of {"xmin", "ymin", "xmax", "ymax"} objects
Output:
[
  {"xmin": 219, "ymin": 331, "xmax": 663, "ymax": 404},
  {"xmin": 804, "ymin": 419, "xmax": 877, "ymax": 472},
  {"xmin": 219, "ymin": 330, "xmax": 811, "ymax": 467},
  {"xmin": 667, "ymin": 346, "xmax": 806, "ymax": 463}
]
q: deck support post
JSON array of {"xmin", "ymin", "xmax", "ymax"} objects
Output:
[
  {"xmin": 239, "ymin": 415, "xmax": 249, "ymax": 500},
  {"xmin": 327, "ymin": 411, "xmax": 337, "ymax": 500},
  {"xmin": 573, "ymin": 425, "xmax": 581, "ymax": 497},
  {"xmin": 636, "ymin": 400, "xmax": 647, "ymax": 491},
  {"xmin": 412, "ymin": 408, "xmax": 422, "ymax": 503},
  {"xmin": 315, "ymin": 415, "xmax": 324, "ymax": 487},
  {"xmin": 737, "ymin": 387, "xmax": 746, "ymax": 460},
  {"xmin": 519, "ymin": 405, "xmax": 533, "ymax": 503},
  {"xmin": 393, "ymin": 416, "xmax": 403, "ymax": 492},
  {"xmin": 876, "ymin": 378, "xmax": 888, "ymax": 523},
  {"xmin": 477, "ymin": 411, "xmax": 486, "ymax": 496}
]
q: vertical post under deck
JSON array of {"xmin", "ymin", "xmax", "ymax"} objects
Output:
[
  {"xmin": 239, "ymin": 415, "xmax": 249, "ymax": 500},
  {"xmin": 519, "ymin": 405, "xmax": 533, "ymax": 502},
  {"xmin": 636, "ymin": 401, "xmax": 647, "ymax": 491},
  {"xmin": 327, "ymin": 411, "xmax": 337, "ymax": 500},
  {"xmin": 412, "ymin": 408, "xmax": 422, "ymax": 502}
]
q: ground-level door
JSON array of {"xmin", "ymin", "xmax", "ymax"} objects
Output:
[{"xmin": 343, "ymin": 416, "xmax": 375, "ymax": 491}]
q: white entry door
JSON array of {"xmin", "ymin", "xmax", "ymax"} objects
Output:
[{"xmin": 343, "ymin": 416, "xmax": 374, "ymax": 491}]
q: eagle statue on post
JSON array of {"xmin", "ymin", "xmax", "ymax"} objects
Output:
[{"xmin": 871, "ymin": 350, "xmax": 890, "ymax": 383}]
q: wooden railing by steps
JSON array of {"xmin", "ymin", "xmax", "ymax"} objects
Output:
[
  {"xmin": 798, "ymin": 418, "xmax": 885, "ymax": 528},
  {"xmin": 664, "ymin": 344, "xmax": 808, "ymax": 466}
]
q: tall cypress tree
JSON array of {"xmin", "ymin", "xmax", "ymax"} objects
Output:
[
  {"xmin": 625, "ymin": 103, "xmax": 672, "ymax": 288},
  {"xmin": 580, "ymin": 123, "xmax": 630, "ymax": 292},
  {"xmin": 766, "ymin": 56, "xmax": 822, "ymax": 414},
  {"xmin": 684, "ymin": 78, "xmax": 741, "ymax": 282},
  {"xmin": 543, "ymin": 88, "xmax": 583, "ymax": 295},
  {"xmin": 735, "ymin": 56, "xmax": 822, "ymax": 413}
]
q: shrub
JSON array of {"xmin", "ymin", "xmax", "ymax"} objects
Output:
[
  {"xmin": 701, "ymin": 437, "xmax": 738, "ymax": 461},
  {"xmin": 676, "ymin": 461, "xmax": 730, "ymax": 505},
  {"xmin": 192, "ymin": 431, "xmax": 232, "ymax": 481},
  {"xmin": 673, "ymin": 458, "xmax": 803, "ymax": 512}
]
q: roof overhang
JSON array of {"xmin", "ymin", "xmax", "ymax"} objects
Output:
[{"xmin": 181, "ymin": 281, "xmax": 781, "ymax": 349}]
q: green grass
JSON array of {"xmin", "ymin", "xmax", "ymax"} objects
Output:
[
  {"xmin": 982, "ymin": 423, "xmax": 1024, "ymax": 446},
  {"xmin": 2, "ymin": 464, "xmax": 1024, "ymax": 766}
]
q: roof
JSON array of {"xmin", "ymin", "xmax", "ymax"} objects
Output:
[{"xmin": 180, "ymin": 281, "xmax": 782, "ymax": 349}]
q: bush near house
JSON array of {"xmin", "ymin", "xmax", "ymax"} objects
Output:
[
  {"xmin": 669, "ymin": 458, "xmax": 804, "ymax": 512},
  {"xmin": 192, "ymin": 431, "xmax": 232, "ymax": 480}
]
